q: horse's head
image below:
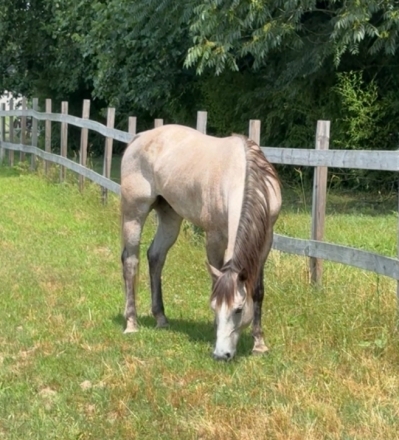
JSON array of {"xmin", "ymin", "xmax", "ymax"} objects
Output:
[{"xmin": 208, "ymin": 264, "xmax": 253, "ymax": 361}]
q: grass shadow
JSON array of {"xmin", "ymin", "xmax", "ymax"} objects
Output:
[
  {"xmin": 112, "ymin": 313, "xmax": 214, "ymax": 344},
  {"xmin": 112, "ymin": 313, "xmax": 255, "ymax": 356},
  {"xmin": 140, "ymin": 315, "xmax": 215, "ymax": 343}
]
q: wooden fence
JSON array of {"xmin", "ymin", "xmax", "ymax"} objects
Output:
[{"xmin": 1, "ymin": 99, "xmax": 399, "ymax": 299}]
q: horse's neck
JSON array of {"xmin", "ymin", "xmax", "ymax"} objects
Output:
[{"xmin": 224, "ymin": 192, "xmax": 244, "ymax": 263}]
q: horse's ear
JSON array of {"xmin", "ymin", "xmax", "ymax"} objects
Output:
[
  {"xmin": 206, "ymin": 262, "xmax": 222, "ymax": 282},
  {"xmin": 238, "ymin": 268, "xmax": 248, "ymax": 282}
]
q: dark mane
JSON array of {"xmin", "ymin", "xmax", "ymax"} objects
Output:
[
  {"xmin": 211, "ymin": 263, "xmax": 237, "ymax": 307},
  {"xmin": 211, "ymin": 136, "xmax": 279, "ymax": 307}
]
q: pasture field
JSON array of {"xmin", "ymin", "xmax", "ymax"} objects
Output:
[{"xmin": 0, "ymin": 165, "xmax": 399, "ymax": 439}]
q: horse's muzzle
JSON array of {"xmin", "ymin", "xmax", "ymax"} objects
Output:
[{"xmin": 213, "ymin": 351, "xmax": 233, "ymax": 362}]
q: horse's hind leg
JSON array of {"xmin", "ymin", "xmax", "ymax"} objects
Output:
[
  {"xmin": 122, "ymin": 203, "xmax": 151, "ymax": 333},
  {"xmin": 147, "ymin": 200, "xmax": 182, "ymax": 328}
]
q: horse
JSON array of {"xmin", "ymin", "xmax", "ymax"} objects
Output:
[{"xmin": 120, "ymin": 124, "xmax": 281, "ymax": 360}]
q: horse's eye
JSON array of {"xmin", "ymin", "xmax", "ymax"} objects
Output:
[{"xmin": 234, "ymin": 307, "xmax": 243, "ymax": 315}]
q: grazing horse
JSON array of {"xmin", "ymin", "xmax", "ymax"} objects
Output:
[{"xmin": 121, "ymin": 125, "xmax": 281, "ymax": 360}]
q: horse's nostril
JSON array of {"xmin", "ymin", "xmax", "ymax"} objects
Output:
[{"xmin": 213, "ymin": 352, "xmax": 232, "ymax": 361}]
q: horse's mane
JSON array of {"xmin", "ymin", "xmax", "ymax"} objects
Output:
[{"xmin": 211, "ymin": 136, "xmax": 279, "ymax": 307}]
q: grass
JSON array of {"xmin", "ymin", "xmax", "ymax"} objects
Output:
[{"xmin": 1, "ymin": 164, "xmax": 399, "ymax": 439}]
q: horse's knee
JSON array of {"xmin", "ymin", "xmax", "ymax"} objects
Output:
[{"xmin": 122, "ymin": 251, "xmax": 139, "ymax": 280}]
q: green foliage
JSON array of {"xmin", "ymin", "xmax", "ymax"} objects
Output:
[
  {"xmin": 186, "ymin": 1, "xmax": 399, "ymax": 76},
  {"xmin": 64, "ymin": 0, "xmax": 201, "ymax": 127},
  {"xmin": 197, "ymin": 71, "xmax": 257, "ymax": 135},
  {"xmin": 328, "ymin": 70, "xmax": 399, "ymax": 189},
  {"xmin": 333, "ymin": 71, "xmax": 383, "ymax": 150}
]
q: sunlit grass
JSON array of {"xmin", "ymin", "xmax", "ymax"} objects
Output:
[{"xmin": 1, "ymin": 165, "xmax": 399, "ymax": 439}]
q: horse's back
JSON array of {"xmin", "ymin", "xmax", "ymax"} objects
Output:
[
  {"xmin": 122, "ymin": 124, "xmax": 244, "ymax": 173},
  {"xmin": 121, "ymin": 125, "xmax": 247, "ymax": 229}
]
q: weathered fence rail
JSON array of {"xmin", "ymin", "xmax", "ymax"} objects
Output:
[
  {"xmin": 1, "ymin": 101, "xmax": 399, "ymax": 292},
  {"xmin": 1, "ymin": 141, "xmax": 121, "ymax": 194},
  {"xmin": 263, "ymin": 148, "xmax": 399, "ymax": 171},
  {"xmin": 0, "ymin": 109, "xmax": 132, "ymax": 143},
  {"xmin": 274, "ymin": 235, "xmax": 399, "ymax": 280}
]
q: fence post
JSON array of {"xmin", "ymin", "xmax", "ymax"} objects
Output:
[
  {"xmin": 310, "ymin": 120, "xmax": 330, "ymax": 286},
  {"xmin": 249, "ymin": 120, "xmax": 261, "ymax": 145},
  {"xmin": 196, "ymin": 111, "xmax": 207, "ymax": 134},
  {"xmin": 102, "ymin": 107, "xmax": 115, "ymax": 204},
  {"xmin": 0, "ymin": 103, "xmax": 5, "ymax": 163},
  {"xmin": 128, "ymin": 116, "xmax": 137, "ymax": 141},
  {"xmin": 9, "ymin": 99, "xmax": 14, "ymax": 167},
  {"xmin": 60, "ymin": 101, "xmax": 68, "ymax": 182},
  {"xmin": 30, "ymin": 98, "xmax": 38, "ymax": 171},
  {"xmin": 20, "ymin": 97, "xmax": 27, "ymax": 162},
  {"xmin": 79, "ymin": 99, "xmax": 90, "ymax": 192},
  {"xmin": 154, "ymin": 119, "xmax": 163, "ymax": 128},
  {"xmin": 45, "ymin": 99, "xmax": 52, "ymax": 175}
]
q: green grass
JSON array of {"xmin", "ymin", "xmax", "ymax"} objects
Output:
[{"xmin": 1, "ymin": 165, "xmax": 399, "ymax": 439}]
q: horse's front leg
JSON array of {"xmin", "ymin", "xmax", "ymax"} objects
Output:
[{"xmin": 252, "ymin": 267, "xmax": 269, "ymax": 354}]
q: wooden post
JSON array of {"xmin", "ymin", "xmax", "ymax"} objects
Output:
[
  {"xmin": 9, "ymin": 99, "xmax": 14, "ymax": 166},
  {"xmin": 45, "ymin": 99, "xmax": 52, "ymax": 175},
  {"xmin": 0, "ymin": 103, "xmax": 5, "ymax": 163},
  {"xmin": 196, "ymin": 111, "xmax": 207, "ymax": 134},
  {"xmin": 79, "ymin": 99, "xmax": 90, "ymax": 191},
  {"xmin": 30, "ymin": 98, "xmax": 38, "ymax": 170},
  {"xmin": 310, "ymin": 120, "xmax": 330, "ymax": 286},
  {"xmin": 249, "ymin": 120, "xmax": 261, "ymax": 145},
  {"xmin": 102, "ymin": 107, "xmax": 115, "ymax": 203},
  {"xmin": 126, "ymin": 116, "xmax": 137, "ymax": 170},
  {"xmin": 60, "ymin": 101, "xmax": 68, "ymax": 182},
  {"xmin": 154, "ymin": 119, "xmax": 163, "ymax": 128},
  {"xmin": 20, "ymin": 97, "xmax": 27, "ymax": 162},
  {"xmin": 128, "ymin": 116, "xmax": 137, "ymax": 141}
]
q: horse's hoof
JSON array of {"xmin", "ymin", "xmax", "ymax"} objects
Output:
[
  {"xmin": 156, "ymin": 321, "xmax": 169, "ymax": 329},
  {"xmin": 252, "ymin": 345, "xmax": 269, "ymax": 356},
  {"xmin": 123, "ymin": 325, "xmax": 139, "ymax": 334}
]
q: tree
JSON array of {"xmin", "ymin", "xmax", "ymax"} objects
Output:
[{"xmin": 185, "ymin": 0, "xmax": 399, "ymax": 76}]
